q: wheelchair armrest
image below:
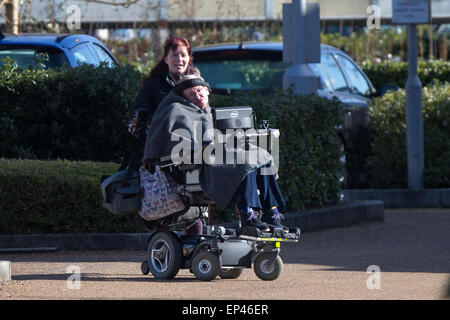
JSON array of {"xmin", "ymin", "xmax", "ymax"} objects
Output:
[
  {"xmin": 157, "ymin": 155, "xmax": 200, "ymax": 172},
  {"xmin": 143, "ymin": 158, "xmax": 175, "ymax": 172}
]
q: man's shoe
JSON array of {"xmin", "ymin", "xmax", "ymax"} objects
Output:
[
  {"xmin": 261, "ymin": 210, "xmax": 287, "ymax": 230},
  {"xmin": 241, "ymin": 210, "xmax": 270, "ymax": 232}
]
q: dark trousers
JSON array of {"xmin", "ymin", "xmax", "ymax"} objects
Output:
[{"xmin": 235, "ymin": 167, "xmax": 286, "ymax": 211}]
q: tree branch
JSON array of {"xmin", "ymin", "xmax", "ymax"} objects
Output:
[
  {"xmin": 0, "ymin": 0, "xmax": 9, "ymax": 11},
  {"xmin": 0, "ymin": 12, "xmax": 8, "ymax": 22}
]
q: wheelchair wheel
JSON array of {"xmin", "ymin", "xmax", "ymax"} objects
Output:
[
  {"xmin": 141, "ymin": 260, "xmax": 150, "ymax": 275},
  {"xmin": 218, "ymin": 268, "xmax": 243, "ymax": 279},
  {"xmin": 147, "ymin": 231, "xmax": 183, "ymax": 279},
  {"xmin": 191, "ymin": 251, "xmax": 219, "ymax": 281},
  {"xmin": 254, "ymin": 253, "xmax": 283, "ymax": 281}
]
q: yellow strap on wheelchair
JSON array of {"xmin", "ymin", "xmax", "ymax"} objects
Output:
[{"xmin": 257, "ymin": 237, "xmax": 280, "ymax": 242}]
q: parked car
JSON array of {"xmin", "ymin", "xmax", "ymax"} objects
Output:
[
  {"xmin": 0, "ymin": 33, "xmax": 118, "ymax": 69},
  {"xmin": 193, "ymin": 42, "xmax": 389, "ymax": 189},
  {"xmin": 192, "ymin": 41, "xmax": 380, "ymax": 108}
]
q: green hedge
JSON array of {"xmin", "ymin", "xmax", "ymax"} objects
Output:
[
  {"xmin": 0, "ymin": 159, "xmax": 142, "ymax": 234},
  {"xmin": 360, "ymin": 59, "xmax": 450, "ymax": 92},
  {"xmin": 367, "ymin": 83, "xmax": 450, "ymax": 189},
  {"xmin": 0, "ymin": 90, "xmax": 344, "ymax": 234},
  {"xmin": 0, "ymin": 61, "xmax": 341, "ymax": 233},
  {"xmin": 211, "ymin": 90, "xmax": 344, "ymax": 210},
  {"xmin": 0, "ymin": 63, "xmax": 141, "ymax": 162}
]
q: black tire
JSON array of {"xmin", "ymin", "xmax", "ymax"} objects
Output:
[
  {"xmin": 141, "ymin": 260, "xmax": 150, "ymax": 275},
  {"xmin": 147, "ymin": 232, "xmax": 183, "ymax": 279},
  {"xmin": 218, "ymin": 268, "xmax": 243, "ymax": 279},
  {"xmin": 254, "ymin": 253, "xmax": 283, "ymax": 281},
  {"xmin": 192, "ymin": 251, "xmax": 220, "ymax": 281}
]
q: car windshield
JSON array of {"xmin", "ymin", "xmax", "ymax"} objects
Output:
[
  {"xmin": 0, "ymin": 45, "xmax": 68, "ymax": 69},
  {"xmin": 195, "ymin": 59, "xmax": 290, "ymax": 91}
]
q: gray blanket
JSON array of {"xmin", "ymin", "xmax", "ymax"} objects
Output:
[{"xmin": 144, "ymin": 91, "xmax": 273, "ymax": 208}]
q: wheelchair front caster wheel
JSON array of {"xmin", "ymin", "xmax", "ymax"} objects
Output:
[
  {"xmin": 218, "ymin": 268, "xmax": 243, "ymax": 279},
  {"xmin": 141, "ymin": 260, "xmax": 150, "ymax": 275},
  {"xmin": 192, "ymin": 252, "xmax": 219, "ymax": 281},
  {"xmin": 254, "ymin": 253, "xmax": 283, "ymax": 281}
]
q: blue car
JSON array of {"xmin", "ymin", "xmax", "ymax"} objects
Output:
[
  {"xmin": 192, "ymin": 42, "xmax": 379, "ymax": 108},
  {"xmin": 0, "ymin": 33, "xmax": 118, "ymax": 69}
]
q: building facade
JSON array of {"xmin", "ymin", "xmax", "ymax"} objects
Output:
[{"xmin": 1, "ymin": 0, "xmax": 449, "ymax": 25}]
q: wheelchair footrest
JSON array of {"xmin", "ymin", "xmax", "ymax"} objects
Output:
[
  {"xmin": 237, "ymin": 226, "xmax": 301, "ymax": 241},
  {"xmin": 236, "ymin": 226, "xmax": 261, "ymax": 238}
]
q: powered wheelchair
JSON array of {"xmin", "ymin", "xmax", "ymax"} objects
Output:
[{"xmin": 100, "ymin": 106, "xmax": 301, "ymax": 281}]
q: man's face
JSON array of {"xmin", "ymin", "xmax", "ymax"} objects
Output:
[{"xmin": 182, "ymin": 85, "xmax": 209, "ymax": 109}]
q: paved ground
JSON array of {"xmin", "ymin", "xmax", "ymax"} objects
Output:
[{"xmin": 0, "ymin": 209, "xmax": 449, "ymax": 300}]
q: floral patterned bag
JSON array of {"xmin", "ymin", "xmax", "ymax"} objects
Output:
[{"xmin": 138, "ymin": 166, "xmax": 186, "ymax": 221}]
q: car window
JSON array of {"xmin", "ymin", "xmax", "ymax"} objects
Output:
[
  {"xmin": 195, "ymin": 59, "xmax": 289, "ymax": 91},
  {"xmin": 335, "ymin": 54, "xmax": 371, "ymax": 96},
  {"xmin": 92, "ymin": 44, "xmax": 116, "ymax": 67},
  {"xmin": 321, "ymin": 52, "xmax": 349, "ymax": 93},
  {"xmin": 0, "ymin": 46, "xmax": 67, "ymax": 69},
  {"xmin": 309, "ymin": 62, "xmax": 332, "ymax": 90},
  {"xmin": 71, "ymin": 43, "xmax": 98, "ymax": 66}
]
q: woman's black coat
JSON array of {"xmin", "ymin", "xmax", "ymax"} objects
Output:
[{"xmin": 128, "ymin": 73, "xmax": 176, "ymax": 125}]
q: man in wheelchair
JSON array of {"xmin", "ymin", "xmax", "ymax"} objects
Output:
[{"xmin": 143, "ymin": 75, "xmax": 288, "ymax": 234}]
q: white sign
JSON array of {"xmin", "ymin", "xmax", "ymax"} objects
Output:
[{"xmin": 392, "ymin": 0, "xmax": 431, "ymax": 24}]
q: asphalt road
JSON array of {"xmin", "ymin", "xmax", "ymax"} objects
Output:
[{"xmin": 1, "ymin": 209, "xmax": 449, "ymax": 300}]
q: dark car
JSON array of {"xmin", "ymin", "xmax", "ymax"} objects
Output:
[
  {"xmin": 0, "ymin": 33, "xmax": 118, "ymax": 69},
  {"xmin": 193, "ymin": 42, "xmax": 386, "ymax": 189},
  {"xmin": 192, "ymin": 42, "xmax": 377, "ymax": 108}
]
